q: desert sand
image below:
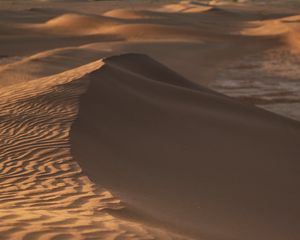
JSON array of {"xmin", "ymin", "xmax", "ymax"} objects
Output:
[{"xmin": 0, "ymin": 0, "xmax": 299, "ymax": 240}]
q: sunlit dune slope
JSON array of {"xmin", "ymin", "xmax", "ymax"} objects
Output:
[
  {"xmin": 242, "ymin": 14, "xmax": 300, "ymax": 52},
  {"xmin": 71, "ymin": 53, "xmax": 300, "ymax": 240},
  {"xmin": 103, "ymin": 9, "xmax": 156, "ymax": 19},
  {"xmin": 26, "ymin": 13, "xmax": 119, "ymax": 35},
  {"xmin": 24, "ymin": 12, "xmax": 202, "ymax": 40},
  {"xmin": 0, "ymin": 47, "xmax": 105, "ymax": 87},
  {"xmin": 0, "ymin": 58, "xmax": 190, "ymax": 240}
]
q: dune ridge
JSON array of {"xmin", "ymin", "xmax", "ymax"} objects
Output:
[
  {"xmin": 71, "ymin": 53, "xmax": 300, "ymax": 240},
  {"xmin": 25, "ymin": 12, "xmax": 203, "ymax": 41},
  {"xmin": 0, "ymin": 58, "xmax": 190, "ymax": 240}
]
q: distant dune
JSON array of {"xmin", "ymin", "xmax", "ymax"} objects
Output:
[{"xmin": 242, "ymin": 14, "xmax": 300, "ymax": 53}]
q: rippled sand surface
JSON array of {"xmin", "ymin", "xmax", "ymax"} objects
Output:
[{"xmin": 0, "ymin": 60, "xmax": 191, "ymax": 239}]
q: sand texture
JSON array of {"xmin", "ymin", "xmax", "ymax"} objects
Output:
[{"xmin": 0, "ymin": 0, "xmax": 300, "ymax": 239}]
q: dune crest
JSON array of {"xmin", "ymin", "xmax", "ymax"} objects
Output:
[
  {"xmin": 71, "ymin": 53, "xmax": 300, "ymax": 240},
  {"xmin": 0, "ymin": 58, "xmax": 189, "ymax": 240}
]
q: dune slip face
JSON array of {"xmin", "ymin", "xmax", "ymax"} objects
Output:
[{"xmin": 71, "ymin": 54, "xmax": 300, "ymax": 240}]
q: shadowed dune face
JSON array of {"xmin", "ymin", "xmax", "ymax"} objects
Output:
[{"xmin": 71, "ymin": 54, "xmax": 300, "ymax": 240}]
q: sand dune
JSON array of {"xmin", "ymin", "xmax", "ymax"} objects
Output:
[
  {"xmin": 25, "ymin": 13, "xmax": 202, "ymax": 41},
  {"xmin": 71, "ymin": 53, "xmax": 300, "ymax": 240},
  {"xmin": 0, "ymin": 47, "xmax": 106, "ymax": 87},
  {"xmin": 242, "ymin": 14, "xmax": 300, "ymax": 52},
  {"xmin": 27, "ymin": 13, "xmax": 120, "ymax": 36},
  {"xmin": 103, "ymin": 9, "xmax": 156, "ymax": 19},
  {"xmin": 157, "ymin": 2, "xmax": 212, "ymax": 13},
  {"xmin": 1, "ymin": 0, "xmax": 300, "ymax": 239},
  {"xmin": 0, "ymin": 59, "xmax": 190, "ymax": 240}
]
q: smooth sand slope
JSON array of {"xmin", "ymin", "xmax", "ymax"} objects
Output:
[{"xmin": 71, "ymin": 54, "xmax": 300, "ymax": 240}]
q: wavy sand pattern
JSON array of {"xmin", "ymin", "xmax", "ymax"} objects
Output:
[{"xmin": 0, "ymin": 61, "xmax": 189, "ymax": 240}]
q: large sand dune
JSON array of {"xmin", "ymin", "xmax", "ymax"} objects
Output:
[
  {"xmin": 71, "ymin": 53, "xmax": 300, "ymax": 240},
  {"xmin": 0, "ymin": 58, "xmax": 190, "ymax": 240}
]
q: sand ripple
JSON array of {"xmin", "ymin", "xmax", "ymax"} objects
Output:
[{"xmin": 0, "ymin": 61, "xmax": 187, "ymax": 240}]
